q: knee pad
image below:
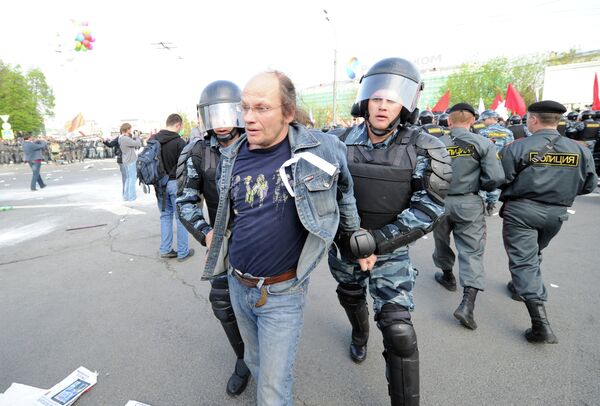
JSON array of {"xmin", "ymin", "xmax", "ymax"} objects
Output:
[
  {"xmin": 209, "ymin": 275, "xmax": 235, "ymax": 323},
  {"xmin": 336, "ymin": 283, "xmax": 366, "ymax": 307},
  {"xmin": 377, "ymin": 303, "xmax": 416, "ymax": 358}
]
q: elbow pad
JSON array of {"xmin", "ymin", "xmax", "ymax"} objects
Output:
[
  {"xmin": 371, "ymin": 227, "xmax": 425, "ymax": 255},
  {"xmin": 335, "ymin": 230, "xmax": 377, "ymax": 259}
]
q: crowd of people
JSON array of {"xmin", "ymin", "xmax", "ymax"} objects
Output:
[{"xmin": 10, "ymin": 55, "xmax": 599, "ymax": 405}]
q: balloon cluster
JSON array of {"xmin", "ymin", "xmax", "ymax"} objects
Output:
[
  {"xmin": 74, "ymin": 23, "xmax": 95, "ymax": 52},
  {"xmin": 346, "ymin": 57, "xmax": 360, "ymax": 80}
]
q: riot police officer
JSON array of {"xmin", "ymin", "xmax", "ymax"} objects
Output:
[
  {"xmin": 432, "ymin": 103, "xmax": 504, "ymax": 330},
  {"xmin": 175, "ymin": 80, "xmax": 250, "ymax": 396},
  {"xmin": 478, "ymin": 110, "xmax": 514, "ymax": 215},
  {"xmin": 576, "ymin": 110, "xmax": 600, "ymax": 152},
  {"xmin": 500, "ymin": 101, "xmax": 597, "ymax": 344},
  {"xmin": 329, "ymin": 57, "xmax": 452, "ymax": 405},
  {"xmin": 507, "ymin": 115, "xmax": 531, "ymax": 139},
  {"xmin": 419, "ymin": 110, "xmax": 446, "ymax": 138}
]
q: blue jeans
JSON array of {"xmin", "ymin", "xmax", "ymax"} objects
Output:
[
  {"xmin": 28, "ymin": 161, "xmax": 45, "ymax": 190},
  {"xmin": 228, "ymin": 273, "xmax": 308, "ymax": 406},
  {"xmin": 159, "ymin": 180, "xmax": 189, "ymax": 258},
  {"xmin": 123, "ymin": 162, "xmax": 137, "ymax": 201}
]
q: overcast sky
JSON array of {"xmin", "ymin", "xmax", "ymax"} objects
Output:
[{"xmin": 1, "ymin": 0, "xmax": 598, "ymax": 132}]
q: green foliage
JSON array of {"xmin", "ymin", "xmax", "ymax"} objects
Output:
[
  {"xmin": 0, "ymin": 60, "xmax": 54, "ymax": 135},
  {"xmin": 439, "ymin": 55, "xmax": 546, "ymax": 109}
]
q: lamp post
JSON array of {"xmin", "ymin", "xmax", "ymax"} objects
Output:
[{"xmin": 323, "ymin": 9, "xmax": 337, "ymax": 127}]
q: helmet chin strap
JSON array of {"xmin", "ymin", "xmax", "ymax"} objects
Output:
[
  {"xmin": 365, "ymin": 113, "xmax": 403, "ymax": 137},
  {"xmin": 211, "ymin": 127, "xmax": 240, "ymax": 142}
]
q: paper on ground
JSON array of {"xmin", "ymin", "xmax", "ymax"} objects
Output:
[
  {"xmin": 0, "ymin": 383, "xmax": 46, "ymax": 405},
  {"xmin": 125, "ymin": 401, "xmax": 152, "ymax": 406},
  {"xmin": 36, "ymin": 366, "xmax": 97, "ymax": 406}
]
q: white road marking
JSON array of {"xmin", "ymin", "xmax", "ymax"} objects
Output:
[
  {"xmin": 10, "ymin": 202, "xmax": 146, "ymax": 216},
  {"xmin": 550, "ymin": 284, "xmax": 559, "ymax": 288},
  {"xmin": 0, "ymin": 220, "xmax": 57, "ymax": 247},
  {"xmin": 567, "ymin": 209, "xmax": 576, "ymax": 214}
]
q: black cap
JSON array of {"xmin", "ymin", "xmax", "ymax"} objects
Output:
[
  {"xmin": 448, "ymin": 103, "xmax": 476, "ymax": 116},
  {"xmin": 528, "ymin": 100, "xmax": 566, "ymax": 114}
]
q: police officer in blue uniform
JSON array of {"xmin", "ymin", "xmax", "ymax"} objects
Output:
[
  {"xmin": 175, "ymin": 80, "xmax": 251, "ymax": 395},
  {"xmin": 478, "ymin": 110, "xmax": 514, "ymax": 215},
  {"xmin": 329, "ymin": 57, "xmax": 452, "ymax": 405},
  {"xmin": 500, "ymin": 100, "xmax": 597, "ymax": 344},
  {"xmin": 432, "ymin": 103, "xmax": 504, "ymax": 330}
]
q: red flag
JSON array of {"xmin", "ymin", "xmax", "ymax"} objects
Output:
[
  {"xmin": 490, "ymin": 93, "xmax": 503, "ymax": 110},
  {"xmin": 432, "ymin": 90, "xmax": 450, "ymax": 113},
  {"xmin": 66, "ymin": 113, "xmax": 84, "ymax": 132},
  {"xmin": 593, "ymin": 73, "xmax": 600, "ymax": 110},
  {"xmin": 505, "ymin": 84, "xmax": 526, "ymax": 116}
]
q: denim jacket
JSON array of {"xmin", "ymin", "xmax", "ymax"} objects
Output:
[{"xmin": 202, "ymin": 123, "xmax": 361, "ymax": 287}]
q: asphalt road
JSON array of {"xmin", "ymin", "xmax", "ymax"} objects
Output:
[{"xmin": 1, "ymin": 159, "xmax": 599, "ymax": 406}]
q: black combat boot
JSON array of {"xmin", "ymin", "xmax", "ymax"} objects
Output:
[
  {"xmin": 524, "ymin": 300, "xmax": 558, "ymax": 344},
  {"xmin": 434, "ymin": 269, "xmax": 457, "ymax": 291},
  {"xmin": 337, "ymin": 283, "xmax": 370, "ymax": 363},
  {"xmin": 226, "ymin": 358, "xmax": 251, "ymax": 396},
  {"xmin": 453, "ymin": 287, "xmax": 478, "ymax": 330}
]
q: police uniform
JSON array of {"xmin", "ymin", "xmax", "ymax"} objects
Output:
[
  {"xmin": 432, "ymin": 103, "xmax": 505, "ymax": 330},
  {"xmin": 479, "ymin": 122, "xmax": 514, "ymax": 211},
  {"xmin": 328, "ymin": 56, "xmax": 452, "ymax": 406},
  {"xmin": 471, "ymin": 122, "xmax": 486, "ymax": 134},
  {"xmin": 507, "ymin": 123, "xmax": 530, "ymax": 140},
  {"xmin": 500, "ymin": 100, "xmax": 598, "ymax": 344},
  {"xmin": 421, "ymin": 123, "xmax": 447, "ymax": 138},
  {"xmin": 175, "ymin": 81, "xmax": 251, "ymax": 396}
]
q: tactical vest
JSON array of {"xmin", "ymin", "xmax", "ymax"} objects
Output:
[
  {"xmin": 176, "ymin": 139, "xmax": 220, "ymax": 225},
  {"xmin": 508, "ymin": 124, "xmax": 528, "ymax": 140},
  {"xmin": 346, "ymin": 129, "xmax": 418, "ymax": 230},
  {"xmin": 421, "ymin": 124, "xmax": 445, "ymax": 137},
  {"xmin": 580, "ymin": 121, "xmax": 600, "ymax": 141}
]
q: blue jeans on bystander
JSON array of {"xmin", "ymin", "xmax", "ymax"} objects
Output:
[
  {"xmin": 123, "ymin": 162, "xmax": 137, "ymax": 201},
  {"xmin": 159, "ymin": 180, "xmax": 189, "ymax": 258},
  {"xmin": 228, "ymin": 272, "xmax": 308, "ymax": 406},
  {"xmin": 28, "ymin": 161, "xmax": 45, "ymax": 191}
]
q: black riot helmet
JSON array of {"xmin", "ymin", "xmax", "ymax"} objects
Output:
[
  {"xmin": 350, "ymin": 102, "xmax": 360, "ymax": 118},
  {"xmin": 197, "ymin": 80, "xmax": 245, "ymax": 141},
  {"xmin": 419, "ymin": 110, "xmax": 434, "ymax": 125},
  {"xmin": 594, "ymin": 111, "xmax": 600, "ymax": 120},
  {"xmin": 356, "ymin": 57, "xmax": 424, "ymax": 135},
  {"xmin": 508, "ymin": 115, "xmax": 521, "ymax": 125},
  {"xmin": 567, "ymin": 111, "xmax": 578, "ymax": 121},
  {"xmin": 438, "ymin": 113, "xmax": 449, "ymax": 127},
  {"xmin": 580, "ymin": 110, "xmax": 594, "ymax": 121}
]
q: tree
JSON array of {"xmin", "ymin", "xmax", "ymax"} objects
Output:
[
  {"xmin": 436, "ymin": 53, "xmax": 579, "ymax": 111},
  {"xmin": 0, "ymin": 60, "xmax": 54, "ymax": 135}
]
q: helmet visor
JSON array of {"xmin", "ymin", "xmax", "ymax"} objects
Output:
[
  {"xmin": 357, "ymin": 74, "xmax": 421, "ymax": 112},
  {"xmin": 198, "ymin": 102, "xmax": 245, "ymax": 132}
]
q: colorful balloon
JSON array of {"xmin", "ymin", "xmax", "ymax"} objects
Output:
[{"xmin": 346, "ymin": 57, "xmax": 360, "ymax": 80}]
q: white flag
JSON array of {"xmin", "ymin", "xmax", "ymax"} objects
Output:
[
  {"xmin": 494, "ymin": 100, "xmax": 508, "ymax": 120},
  {"xmin": 478, "ymin": 98, "xmax": 485, "ymax": 114}
]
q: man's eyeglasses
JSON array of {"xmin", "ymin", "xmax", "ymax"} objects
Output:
[{"xmin": 241, "ymin": 104, "xmax": 283, "ymax": 115}]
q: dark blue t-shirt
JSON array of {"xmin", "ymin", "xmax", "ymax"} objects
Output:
[{"xmin": 228, "ymin": 138, "xmax": 308, "ymax": 277}]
